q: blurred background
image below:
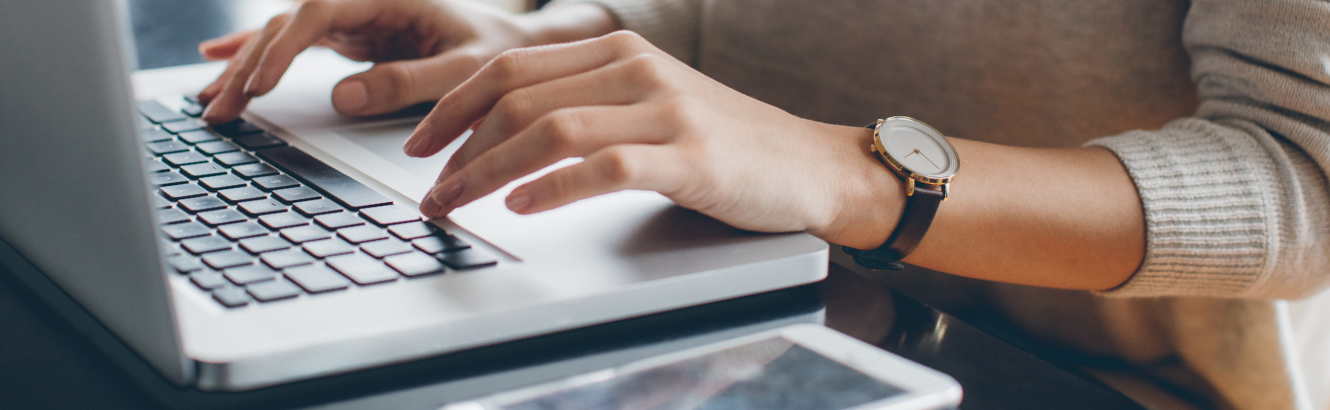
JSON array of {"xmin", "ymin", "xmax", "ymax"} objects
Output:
[{"xmin": 128, "ymin": 0, "xmax": 539, "ymax": 70}]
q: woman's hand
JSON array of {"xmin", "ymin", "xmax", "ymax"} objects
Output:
[
  {"xmin": 195, "ymin": 0, "xmax": 615, "ymax": 124},
  {"xmin": 408, "ymin": 31, "xmax": 905, "ymax": 245}
]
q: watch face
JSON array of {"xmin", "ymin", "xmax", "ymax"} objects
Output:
[{"xmin": 878, "ymin": 117, "xmax": 958, "ymax": 180}]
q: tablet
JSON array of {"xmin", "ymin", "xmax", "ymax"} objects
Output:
[{"xmin": 441, "ymin": 324, "xmax": 961, "ymax": 410}]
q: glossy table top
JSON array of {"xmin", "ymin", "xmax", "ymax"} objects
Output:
[{"xmin": 0, "ymin": 1, "xmax": 1145, "ymax": 409}]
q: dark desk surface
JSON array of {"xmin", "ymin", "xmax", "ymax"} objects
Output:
[{"xmin": 0, "ymin": 2, "xmax": 1146, "ymax": 409}]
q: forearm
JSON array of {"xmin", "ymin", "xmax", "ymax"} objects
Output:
[{"xmin": 823, "ymin": 127, "xmax": 1144, "ymax": 291}]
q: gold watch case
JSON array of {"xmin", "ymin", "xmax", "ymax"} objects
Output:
[{"xmin": 869, "ymin": 116, "xmax": 959, "ymax": 199}]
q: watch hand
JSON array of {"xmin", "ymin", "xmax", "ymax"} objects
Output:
[
  {"xmin": 904, "ymin": 149, "xmax": 942, "ymax": 170},
  {"xmin": 918, "ymin": 152, "xmax": 941, "ymax": 170}
]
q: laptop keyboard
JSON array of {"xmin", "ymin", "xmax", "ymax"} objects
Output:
[{"xmin": 137, "ymin": 98, "xmax": 497, "ymax": 309}]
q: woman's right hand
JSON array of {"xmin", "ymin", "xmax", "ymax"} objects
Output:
[{"xmin": 196, "ymin": 0, "xmax": 616, "ymax": 124}]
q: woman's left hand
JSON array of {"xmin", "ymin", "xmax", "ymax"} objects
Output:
[{"xmin": 405, "ymin": 31, "xmax": 902, "ymax": 246}]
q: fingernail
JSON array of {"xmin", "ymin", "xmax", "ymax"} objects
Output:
[
  {"xmin": 404, "ymin": 122, "xmax": 432, "ymax": 157},
  {"xmin": 421, "ymin": 179, "xmax": 464, "ymax": 217},
  {"xmin": 244, "ymin": 71, "xmax": 263, "ymax": 96},
  {"xmin": 332, "ymin": 81, "xmax": 368, "ymax": 114},
  {"xmin": 506, "ymin": 192, "xmax": 532, "ymax": 214}
]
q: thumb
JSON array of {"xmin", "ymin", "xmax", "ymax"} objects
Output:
[{"xmin": 332, "ymin": 50, "xmax": 486, "ymax": 117}]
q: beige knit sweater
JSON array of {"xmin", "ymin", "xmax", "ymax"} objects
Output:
[{"xmin": 547, "ymin": 0, "xmax": 1330, "ymax": 408}]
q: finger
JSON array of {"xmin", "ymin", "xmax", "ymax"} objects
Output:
[
  {"xmin": 419, "ymin": 105, "xmax": 670, "ymax": 217},
  {"xmin": 201, "ymin": 13, "xmax": 292, "ymax": 124},
  {"xmin": 440, "ymin": 54, "xmax": 660, "ymax": 177},
  {"xmin": 507, "ymin": 144, "xmax": 685, "ymax": 214},
  {"xmin": 242, "ymin": 0, "xmax": 342, "ymax": 96},
  {"xmin": 197, "ymin": 28, "xmax": 270, "ymax": 105},
  {"xmin": 331, "ymin": 50, "xmax": 487, "ymax": 117},
  {"xmin": 199, "ymin": 30, "xmax": 257, "ymax": 61},
  {"xmin": 404, "ymin": 31, "xmax": 658, "ymax": 158}
]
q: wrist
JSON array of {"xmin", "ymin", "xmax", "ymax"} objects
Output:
[
  {"xmin": 519, "ymin": 3, "xmax": 619, "ymax": 46},
  {"xmin": 810, "ymin": 124, "xmax": 905, "ymax": 250}
]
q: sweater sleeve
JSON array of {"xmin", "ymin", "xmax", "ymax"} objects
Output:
[
  {"xmin": 1089, "ymin": 0, "xmax": 1330, "ymax": 299},
  {"xmin": 544, "ymin": 0, "xmax": 703, "ymax": 66}
]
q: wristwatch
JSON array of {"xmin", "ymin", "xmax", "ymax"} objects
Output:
[{"xmin": 844, "ymin": 117, "xmax": 958, "ymax": 270}]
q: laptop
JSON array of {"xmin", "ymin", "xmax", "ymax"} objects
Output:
[{"xmin": 0, "ymin": 0, "xmax": 827, "ymax": 392}]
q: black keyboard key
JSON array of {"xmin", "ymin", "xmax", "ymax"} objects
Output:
[
  {"xmin": 218, "ymin": 222, "xmax": 268, "ymax": 240},
  {"xmin": 438, "ymin": 248, "xmax": 498, "ymax": 270},
  {"xmin": 361, "ymin": 205, "xmax": 421, "ymax": 226},
  {"xmin": 360, "ymin": 239, "xmax": 413, "ymax": 258},
  {"xmin": 162, "ymin": 120, "xmax": 204, "ymax": 134},
  {"xmin": 213, "ymin": 119, "xmax": 264, "ymax": 137},
  {"xmin": 388, "ymin": 222, "xmax": 438, "ymax": 240},
  {"xmin": 274, "ymin": 186, "xmax": 321, "ymax": 203},
  {"xmin": 176, "ymin": 130, "xmax": 220, "ymax": 144},
  {"xmin": 258, "ymin": 146, "xmax": 392, "ymax": 209},
  {"xmin": 160, "ymin": 183, "xmax": 207, "ymax": 200},
  {"xmin": 181, "ymin": 235, "xmax": 232, "ymax": 254},
  {"xmin": 284, "ymin": 265, "xmax": 351, "ymax": 293},
  {"xmin": 220, "ymin": 186, "xmax": 268, "ymax": 203},
  {"xmin": 280, "ymin": 225, "xmax": 330, "ymax": 243},
  {"xmin": 200, "ymin": 174, "xmax": 247, "ymax": 191},
  {"xmin": 213, "ymin": 152, "xmax": 259, "ymax": 167},
  {"xmin": 146, "ymin": 159, "xmax": 171, "ymax": 173},
  {"xmin": 253, "ymin": 175, "xmax": 299, "ymax": 191},
  {"xmin": 233, "ymin": 132, "xmax": 286, "ymax": 150},
  {"xmin": 190, "ymin": 271, "xmax": 228, "ymax": 290},
  {"xmin": 167, "ymin": 255, "xmax": 204, "ymax": 273},
  {"xmin": 293, "ymin": 199, "xmax": 341, "ymax": 216},
  {"xmin": 338, "ymin": 225, "xmax": 389, "ymax": 244},
  {"xmin": 138, "ymin": 100, "xmax": 187, "ymax": 124},
  {"xmin": 196, "ymin": 141, "xmax": 240, "ymax": 155},
  {"xmin": 140, "ymin": 129, "xmax": 174, "ymax": 143},
  {"xmin": 262, "ymin": 249, "xmax": 315, "ymax": 269},
  {"xmin": 259, "ymin": 211, "xmax": 308, "ymax": 229},
  {"xmin": 212, "ymin": 287, "xmax": 251, "ymax": 308},
  {"xmin": 326, "ymin": 253, "xmax": 399, "ymax": 285},
  {"xmin": 385, "ymin": 252, "xmax": 445, "ymax": 277},
  {"xmin": 155, "ymin": 208, "xmax": 191, "ymax": 225},
  {"xmin": 197, "ymin": 209, "xmax": 247, "ymax": 226},
  {"xmin": 303, "ymin": 238, "xmax": 357, "ymax": 258},
  {"xmin": 181, "ymin": 162, "xmax": 228, "ymax": 179},
  {"xmin": 412, "ymin": 234, "xmax": 471, "ymax": 254},
  {"xmin": 246, "ymin": 279, "xmax": 302, "ymax": 303},
  {"xmin": 238, "ymin": 198, "xmax": 285, "ymax": 215},
  {"xmin": 233, "ymin": 163, "xmax": 279, "ymax": 179},
  {"xmin": 240, "ymin": 235, "xmax": 291, "ymax": 254},
  {"xmin": 146, "ymin": 140, "xmax": 190, "ymax": 155},
  {"xmin": 149, "ymin": 172, "xmax": 188, "ymax": 186},
  {"xmin": 149, "ymin": 195, "xmax": 172, "ymax": 209},
  {"xmin": 314, "ymin": 212, "xmax": 365, "ymax": 230},
  {"xmin": 162, "ymin": 151, "xmax": 210, "ymax": 166},
  {"xmin": 224, "ymin": 265, "xmax": 278, "ymax": 285},
  {"xmin": 178, "ymin": 195, "xmax": 228, "ymax": 213},
  {"xmin": 162, "ymin": 222, "xmax": 210, "ymax": 240},
  {"xmin": 181, "ymin": 104, "xmax": 204, "ymax": 118},
  {"xmin": 202, "ymin": 250, "xmax": 254, "ymax": 270}
]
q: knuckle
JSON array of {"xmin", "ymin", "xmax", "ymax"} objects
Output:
[
  {"xmin": 488, "ymin": 49, "xmax": 529, "ymax": 85},
  {"xmin": 383, "ymin": 63, "xmax": 418, "ymax": 97},
  {"xmin": 623, "ymin": 53, "xmax": 669, "ymax": 90},
  {"xmin": 494, "ymin": 90, "xmax": 536, "ymax": 123},
  {"xmin": 597, "ymin": 148, "xmax": 638, "ymax": 186},
  {"xmin": 541, "ymin": 111, "xmax": 584, "ymax": 153},
  {"xmin": 264, "ymin": 13, "xmax": 292, "ymax": 32}
]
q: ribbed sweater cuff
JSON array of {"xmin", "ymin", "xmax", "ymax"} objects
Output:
[
  {"xmin": 1087, "ymin": 119, "xmax": 1276, "ymax": 298},
  {"xmin": 545, "ymin": 0, "xmax": 700, "ymax": 65}
]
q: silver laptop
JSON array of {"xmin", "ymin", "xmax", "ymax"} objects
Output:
[{"xmin": 0, "ymin": 0, "xmax": 827, "ymax": 392}]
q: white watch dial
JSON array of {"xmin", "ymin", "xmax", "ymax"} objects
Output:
[{"xmin": 879, "ymin": 118, "xmax": 957, "ymax": 178}]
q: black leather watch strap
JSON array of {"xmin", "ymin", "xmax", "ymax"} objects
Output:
[{"xmin": 843, "ymin": 183, "xmax": 943, "ymax": 270}]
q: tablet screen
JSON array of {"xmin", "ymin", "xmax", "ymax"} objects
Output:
[{"xmin": 497, "ymin": 337, "xmax": 907, "ymax": 410}]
